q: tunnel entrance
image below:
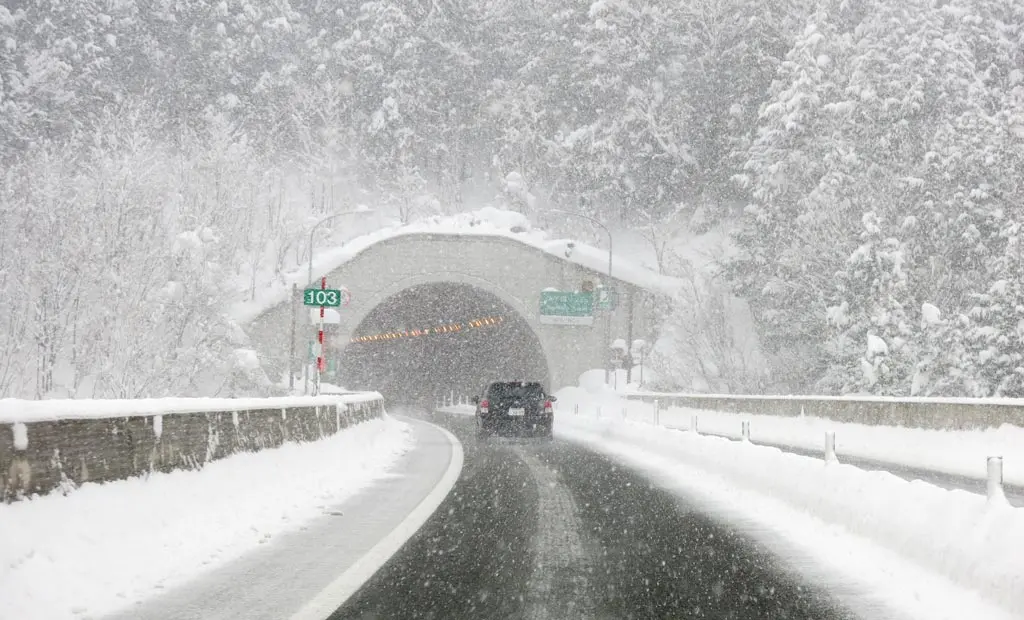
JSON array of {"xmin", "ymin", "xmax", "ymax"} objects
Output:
[{"xmin": 337, "ymin": 283, "xmax": 550, "ymax": 409}]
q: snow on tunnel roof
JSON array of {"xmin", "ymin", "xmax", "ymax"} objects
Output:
[{"xmin": 231, "ymin": 207, "xmax": 681, "ymax": 324}]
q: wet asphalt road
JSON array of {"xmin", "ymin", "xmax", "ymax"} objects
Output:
[{"xmin": 331, "ymin": 412, "xmax": 856, "ymax": 620}]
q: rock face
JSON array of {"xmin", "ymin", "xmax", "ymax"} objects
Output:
[{"xmin": 1, "ymin": 398, "xmax": 383, "ymax": 502}]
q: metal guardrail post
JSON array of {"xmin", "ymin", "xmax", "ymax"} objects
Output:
[
  {"xmin": 987, "ymin": 456, "xmax": 1005, "ymax": 502},
  {"xmin": 825, "ymin": 432, "xmax": 838, "ymax": 463},
  {"xmin": 741, "ymin": 421, "xmax": 750, "ymax": 442},
  {"xmin": 690, "ymin": 415, "xmax": 698, "ymax": 433},
  {"xmin": 653, "ymin": 399, "xmax": 660, "ymax": 425}
]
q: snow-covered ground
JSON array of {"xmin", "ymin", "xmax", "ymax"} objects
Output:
[
  {"xmin": 658, "ymin": 403, "xmax": 1023, "ymax": 485},
  {"xmin": 0, "ymin": 416, "xmax": 412, "ymax": 620},
  {"xmin": 229, "ymin": 206, "xmax": 682, "ymax": 324},
  {"xmin": 556, "ymin": 379, "xmax": 1024, "ymax": 486}
]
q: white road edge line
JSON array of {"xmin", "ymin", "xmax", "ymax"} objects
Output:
[{"xmin": 287, "ymin": 423, "xmax": 465, "ymax": 620}]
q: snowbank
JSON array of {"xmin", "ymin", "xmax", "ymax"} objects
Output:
[
  {"xmin": 562, "ymin": 387, "xmax": 1024, "ymax": 485},
  {"xmin": 550, "ymin": 394, "xmax": 1024, "ymax": 619},
  {"xmin": 627, "ymin": 388, "xmax": 1024, "ymax": 407},
  {"xmin": 0, "ymin": 393, "xmax": 381, "ymax": 424},
  {"xmin": 660, "ymin": 406, "xmax": 1024, "ymax": 486},
  {"xmin": 0, "ymin": 416, "xmax": 412, "ymax": 620},
  {"xmin": 229, "ymin": 207, "xmax": 681, "ymax": 324}
]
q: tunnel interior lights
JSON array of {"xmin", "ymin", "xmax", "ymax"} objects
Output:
[{"xmin": 351, "ymin": 316, "xmax": 504, "ymax": 343}]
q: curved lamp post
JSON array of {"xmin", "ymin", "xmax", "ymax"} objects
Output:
[
  {"xmin": 295, "ymin": 207, "xmax": 374, "ymax": 393},
  {"xmin": 307, "ymin": 208, "xmax": 374, "ymax": 285},
  {"xmin": 540, "ymin": 209, "xmax": 613, "ymax": 279}
]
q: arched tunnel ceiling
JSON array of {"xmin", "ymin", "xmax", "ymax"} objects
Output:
[{"xmin": 337, "ymin": 283, "xmax": 549, "ymax": 408}]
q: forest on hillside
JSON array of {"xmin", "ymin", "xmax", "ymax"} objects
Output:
[{"xmin": 1, "ymin": 0, "xmax": 1022, "ymax": 398}]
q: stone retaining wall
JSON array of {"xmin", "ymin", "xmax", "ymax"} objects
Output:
[{"xmin": 1, "ymin": 396, "xmax": 384, "ymax": 502}]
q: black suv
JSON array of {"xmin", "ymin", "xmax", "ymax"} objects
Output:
[{"xmin": 474, "ymin": 381, "xmax": 556, "ymax": 438}]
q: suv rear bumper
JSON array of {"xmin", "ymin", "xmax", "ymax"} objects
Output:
[
  {"xmin": 479, "ymin": 412, "xmax": 551, "ymax": 423},
  {"xmin": 478, "ymin": 412, "xmax": 553, "ymax": 433}
]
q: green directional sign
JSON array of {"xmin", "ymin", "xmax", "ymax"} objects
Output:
[
  {"xmin": 597, "ymin": 286, "xmax": 617, "ymax": 310},
  {"xmin": 304, "ymin": 288, "xmax": 344, "ymax": 307},
  {"xmin": 539, "ymin": 291, "xmax": 594, "ymax": 326}
]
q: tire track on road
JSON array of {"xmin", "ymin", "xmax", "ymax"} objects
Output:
[
  {"xmin": 332, "ymin": 413, "xmax": 855, "ymax": 620},
  {"xmin": 516, "ymin": 446, "xmax": 597, "ymax": 620}
]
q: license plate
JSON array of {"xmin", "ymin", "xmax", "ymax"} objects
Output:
[{"xmin": 508, "ymin": 407, "xmax": 525, "ymax": 417}]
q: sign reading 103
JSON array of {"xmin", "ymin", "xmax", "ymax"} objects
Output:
[{"xmin": 303, "ymin": 288, "xmax": 346, "ymax": 307}]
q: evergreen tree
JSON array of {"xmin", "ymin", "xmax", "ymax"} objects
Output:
[
  {"xmin": 819, "ymin": 212, "xmax": 916, "ymax": 395},
  {"xmin": 727, "ymin": 5, "xmax": 854, "ymax": 390}
]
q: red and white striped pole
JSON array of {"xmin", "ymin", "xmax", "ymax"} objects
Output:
[{"xmin": 316, "ymin": 276, "xmax": 326, "ymax": 395}]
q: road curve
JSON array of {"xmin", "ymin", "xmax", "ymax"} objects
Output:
[
  {"xmin": 101, "ymin": 416, "xmax": 458, "ymax": 620},
  {"xmin": 331, "ymin": 411, "xmax": 855, "ymax": 620}
]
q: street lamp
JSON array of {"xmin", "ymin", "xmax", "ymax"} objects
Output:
[
  {"xmin": 540, "ymin": 209, "xmax": 613, "ymax": 280},
  {"xmin": 307, "ymin": 207, "xmax": 374, "ymax": 285},
  {"xmin": 539, "ymin": 209, "xmax": 616, "ymax": 385},
  {"xmin": 295, "ymin": 207, "xmax": 373, "ymax": 393}
]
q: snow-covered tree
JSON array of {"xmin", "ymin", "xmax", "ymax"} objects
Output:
[
  {"xmin": 727, "ymin": 7, "xmax": 854, "ymax": 389},
  {"xmin": 648, "ymin": 260, "xmax": 767, "ymax": 393},
  {"xmin": 4, "ymin": 0, "xmax": 1024, "ymax": 399},
  {"xmin": 819, "ymin": 212, "xmax": 917, "ymax": 395}
]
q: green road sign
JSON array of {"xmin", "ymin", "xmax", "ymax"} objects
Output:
[
  {"xmin": 539, "ymin": 291, "xmax": 594, "ymax": 326},
  {"xmin": 304, "ymin": 288, "xmax": 345, "ymax": 307},
  {"xmin": 597, "ymin": 286, "xmax": 617, "ymax": 310}
]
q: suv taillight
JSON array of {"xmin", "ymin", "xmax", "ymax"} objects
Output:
[
  {"xmin": 544, "ymin": 400, "xmax": 553, "ymax": 414},
  {"xmin": 480, "ymin": 399, "xmax": 489, "ymax": 413}
]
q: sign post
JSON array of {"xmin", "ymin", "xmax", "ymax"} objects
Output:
[
  {"xmin": 317, "ymin": 278, "xmax": 326, "ymax": 395},
  {"xmin": 302, "ymin": 283, "xmax": 350, "ymax": 395}
]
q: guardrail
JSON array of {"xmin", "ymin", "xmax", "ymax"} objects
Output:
[
  {"xmin": 0, "ymin": 393, "xmax": 384, "ymax": 502},
  {"xmin": 674, "ymin": 414, "xmax": 1019, "ymax": 505},
  {"xmin": 621, "ymin": 392, "xmax": 1024, "ymax": 430},
  {"xmin": 565, "ymin": 393, "xmax": 1021, "ymax": 504}
]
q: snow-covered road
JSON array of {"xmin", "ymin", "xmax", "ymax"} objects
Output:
[
  {"xmin": 8, "ymin": 387, "xmax": 1023, "ymax": 620},
  {"xmin": 0, "ymin": 415, "xmax": 458, "ymax": 620},
  {"xmin": 544, "ymin": 386, "xmax": 1024, "ymax": 619},
  {"xmin": 335, "ymin": 411, "xmax": 860, "ymax": 620},
  {"xmin": 440, "ymin": 401, "xmax": 1024, "ymax": 619}
]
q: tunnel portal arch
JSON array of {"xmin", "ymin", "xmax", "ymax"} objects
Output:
[
  {"xmin": 338, "ymin": 281, "xmax": 553, "ymax": 405},
  {"xmin": 246, "ymin": 233, "xmax": 663, "ymax": 394}
]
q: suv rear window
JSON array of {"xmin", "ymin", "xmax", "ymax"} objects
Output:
[{"xmin": 487, "ymin": 382, "xmax": 544, "ymax": 400}]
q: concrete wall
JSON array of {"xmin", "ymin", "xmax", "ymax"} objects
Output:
[
  {"xmin": 624, "ymin": 393, "xmax": 1024, "ymax": 430},
  {"xmin": 1, "ymin": 396, "xmax": 383, "ymax": 502},
  {"xmin": 247, "ymin": 233, "xmax": 657, "ymax": 390}
]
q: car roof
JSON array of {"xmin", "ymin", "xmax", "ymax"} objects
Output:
[{"xmin": 489, "ymin": 381, "xmax": 543, "ymax": 386}]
